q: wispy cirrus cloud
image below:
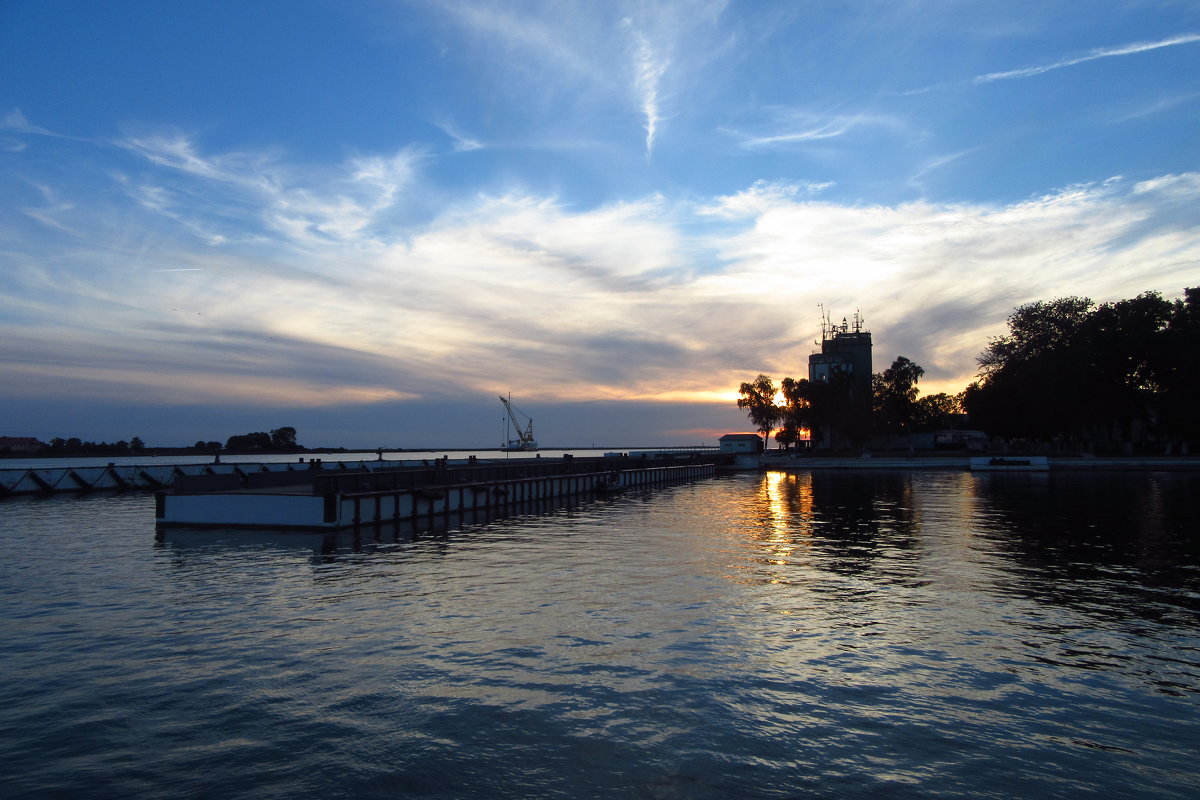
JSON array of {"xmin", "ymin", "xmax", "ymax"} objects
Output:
[
  {"xmin": 626, "ymin": 23, "xmax": 669, "ymax": 156},
  {"xmin": 622, "ymin": 0, "xmax": 729, "ymax": 157},
  {"xmin": 440, "ymin": 0, "xmax": 606, "ymax": 83},
  {"xmin": 1111, "ymin": 91, "xmax": 1200, "ymax": 123},
  {"xmin": 3, "ymin": 108, "xmax": 74, "ymax": 139},
  {"xmin": 906, "ymin": 149, "xmax": 981, "ymax": 194},
  {"xmin": 2, "ymin": 108, "xmax": 92, "ymax": 151},
  {"xmin": 18, "ymin": 181, "xmax": 77, "ymax": 234},
  {"xmin": 435, "ymin": 120, "xmax": 484, "ymax": 153},
  {"xmin": 899, "ymin": 32, "xmax": 1200, "ymax": 96},
  {"xmin": 974, "ymin": 32, "xmax": 1200, "ymax": 84},
  {"xmin": 421, "ymin": 1, "xmax": 727, "ymax": 156},
  {"xmin": 117, "ymin": 132, "xmax": 423, "ymax": 246},
  {"xmin": 723, "ymin": 109, "xmax": 905, "ymax": 150}
]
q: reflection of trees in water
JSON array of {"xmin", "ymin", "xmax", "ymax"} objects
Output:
[
  {"xmin": 970, "ymin": 472, "xmax": 1200, "ymax": 629},
  {"xmin": 742, "ymin": 470, "xmax": 922, "ymax": 585},
  {"xmin": 810, "ymin": 471, "xmax": 921, "ymax": 578}
]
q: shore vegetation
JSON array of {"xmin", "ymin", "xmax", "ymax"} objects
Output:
[{"xmin": 739, "ymin": 287, "xmax": 1197, "ymax": 453}]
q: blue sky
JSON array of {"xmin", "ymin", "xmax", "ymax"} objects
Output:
[{"xmin": 2, "ymin": 0, "xmax": 1198, "ymax": 448}]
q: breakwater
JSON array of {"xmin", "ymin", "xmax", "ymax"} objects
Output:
[{"xmin": 156, "ymin": 455, "xmax": 721, "ymax": 532}]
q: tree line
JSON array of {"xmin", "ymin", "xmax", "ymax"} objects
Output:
[
  {"xmin": 211, "ymin": 427, "xmax": 300, "ymax": 452},
  {"xmin": 739, "ymin": 287, "xmax": 1198, "ymax": 451},
  {"xmin": 13, "ymin": 427, "xmax": 302, "ymax": 456},
  {"xmin": 738, "ymin": 357, "xmax": 961, "ymax": 452},
  {"xmin": 963, "ymin": 288, "xmax": 1199, "ymax": 446},
  {"xmin": 39, "ymin": 436, "xmax": 147, "ymax": 455}
]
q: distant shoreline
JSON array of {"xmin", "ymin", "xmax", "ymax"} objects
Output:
[
  {"xmin": 758, "ymin": 453, "xmax": 1199, "ymax": 471},
  {"xmin": 0, "ymin": 444, "xmax": 716, "ymax": 461}
]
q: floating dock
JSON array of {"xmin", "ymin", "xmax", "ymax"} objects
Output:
[{"xmin": 155, "ymin": 455, "xmax": 721, "ymax": 532}]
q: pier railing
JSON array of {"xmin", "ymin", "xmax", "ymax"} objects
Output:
[{"xmin": 309, "ymin": 454, "xmax": 724, "ymax": 496}]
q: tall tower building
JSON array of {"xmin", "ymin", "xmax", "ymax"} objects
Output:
[{"xmin": 808, "ymin": 311, "xmax": 872, "ymax": 406}]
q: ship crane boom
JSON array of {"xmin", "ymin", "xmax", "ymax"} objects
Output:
[{"xmin": 499, "ymin": 394, "xmax": 538, "ymax": 451}]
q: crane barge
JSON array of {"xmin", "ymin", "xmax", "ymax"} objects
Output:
[{"xmin": 499, "ymin": 394, "xmax": 538, "ymax": 451}]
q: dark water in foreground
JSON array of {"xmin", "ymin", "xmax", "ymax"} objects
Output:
[{"xmin": 1, "ymin": 470, "xmax": 1198, "ymax": 799}]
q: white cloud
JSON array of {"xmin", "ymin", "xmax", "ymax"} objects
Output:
[
  {"xmin": 1111, "ymin": 91, "xmax": 1200, "ymax": 123},
  {"xmin": 627, "ymin": 25, "xmax": 669, "ymax": 156},
  {"xmin": 442, "ymin": 0, "xmax": 606, "ymax": 83},
  {"xmin": 4, "ymin": 117, "xmax": 1197, "ymax": 408},
  {"xmin": 3, "ymin": 108, "xmax": 60, "ymax": 137},
  {"xmin": 975, "ymin": 32, "xmax": 1200, "ymax": 84},
  {"xmin": 118, "ymin": 133, "xmax": 422, "ymax": 247},
  {"xmin": 907, "ymin": 149, "xmax": 979, "ymax": 194},
  {"xmin": 423, "ymin": 1, "xmax": 728, "ymax": 156},
  {"xmin": 16, "ymin": 181, "xmax": 77, "ymax": 234},
  {"xmin": 435, "ymin": 121, "xmax": 484, "ymax": 152},
  {"xmin": 724, "ymin": 109, "xmax": 906, "ymax": 150},
  {"xmin": 698, "ymin": 179, "xmax": 833, "ymax": 219},
  {"xmin": 698, "ymin": 175, "xmax": 1200, "ymax": 391},
  {"xmin": 1133, "ymin": 172, "xmax": 1200, "ymax": 196}
]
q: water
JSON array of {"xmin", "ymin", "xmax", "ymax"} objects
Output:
[{"xmin": 1, "ymin": 470, "xmax": 1197, "ymax": 798}]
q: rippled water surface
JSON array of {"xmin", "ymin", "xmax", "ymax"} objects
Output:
[{"xmin": 2, "ymin": 470, "xmax": 1198, "ymax": 798}]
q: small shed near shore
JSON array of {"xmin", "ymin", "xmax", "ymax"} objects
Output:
[{"xmin": 719, "ymin": 433, "xmax": 764, "ymax": 454}]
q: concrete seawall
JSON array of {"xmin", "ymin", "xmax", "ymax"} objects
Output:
[
  {"xmin": 752, "ymin": 454, "xmax": 1199, "ymax": 470},
  {"xmin": 156, "ymin": 460, "xmax": 716, "ymax": 532}
]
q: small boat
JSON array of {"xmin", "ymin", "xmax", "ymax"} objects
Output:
[{"xmin": 969, "ymin": 456, "xmax": 1049, "ymax": 471}]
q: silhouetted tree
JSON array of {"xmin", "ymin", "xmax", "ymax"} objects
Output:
[
  {"xmin": 270, "ymin": 427, "xmax": 298, "ymax": 449},
  {"xmin": 968, "ymin": 297, "xmax": 1095, "ymax": 439},
  {"xmin": 913, "ymin": 392, "xmax": 960, "ymax": 431},
  {"xmin": 738, "ymin": 375, "xmax": 781, "ymax": 449},
  {"xmin": 965, "ymin": 289, "xmax": 1198, "ymax": 447},
  {"xmin": 1075, "ymin": 292, "xmax": 1173, "ymax": 440},
  {"xmin": 777, "ymin": 376, "xmax": 816, "ymax": 450},
  {"xmin": 225, "ymin": 432, "xmax": 272, "ymax": 451},
  {"xmin": 873, "ymin": 356, "xmax": 924, "ymax": 440},
  {"xmin": 740, "ymin": 370, "xmax": 872, "ymax": 452},
  {"xmin": 1155, "ymin": 287, "xmax": 1200, "ymax": 443}
]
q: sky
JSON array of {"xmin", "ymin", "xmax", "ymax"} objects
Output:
[{"xmin": 2, "ymin": 0, "xmax": 1198, "ymax": 449}]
